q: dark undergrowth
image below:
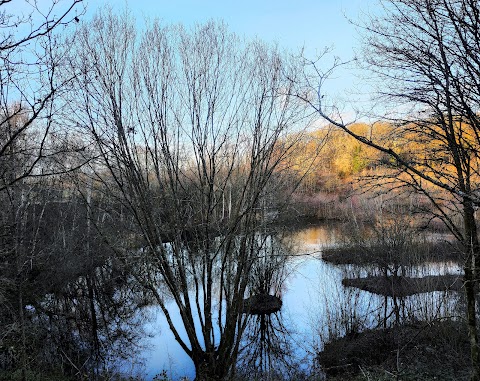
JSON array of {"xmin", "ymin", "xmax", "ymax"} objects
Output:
[
  {"xmin": 322, "ymin": 241, "xmax": 462, "ymax": 266},
  {"xmin": 318, "ymin": 319, "xmax": 470, "ymax": 381}
]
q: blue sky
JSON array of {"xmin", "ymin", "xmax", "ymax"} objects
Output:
[
  {"xmin": 83, "ymin": 0, "xmax": 371, "ymax": 121},
  {"xmin": 10, "ymin": 0, "xmax": 372, "ymax": 121},
  {"xmin": 87, "ymin": 0, "xmax": 366, "ymax": 61}
]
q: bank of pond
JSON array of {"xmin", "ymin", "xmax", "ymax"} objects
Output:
[{"xmin": 314, "ymin": 226, "xmax": 469, "ymax": 380}]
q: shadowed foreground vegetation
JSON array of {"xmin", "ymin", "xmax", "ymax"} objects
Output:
[
  {"xmin": 322, "ymin": 241, "xmax": 462, "ymax": 266},
  {"xmin": 319, "ymin": 320, "xmax": 471, "ymax": 381}
]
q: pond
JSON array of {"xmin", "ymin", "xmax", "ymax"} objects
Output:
[{"xmin": 140, "ymin": 223, "xmax": 463, "ymax": 380}]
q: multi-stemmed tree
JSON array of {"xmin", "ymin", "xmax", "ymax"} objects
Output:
[{"xmin": 64, "ymin": 10, "xmax": 313, "ymax": 380}]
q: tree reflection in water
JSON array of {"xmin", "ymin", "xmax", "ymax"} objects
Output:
[
  {"xmin": 239, "ymin": 311, "xmax": 299, "ymax": 378},
  {"xmin": 236, "ymin": 233, "xmax": 304, "ymax": 379}
]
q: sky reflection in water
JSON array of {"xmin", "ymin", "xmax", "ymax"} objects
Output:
[{"xmin": 142, "ymin": 224, "xmax": 461, "ymax": 380}]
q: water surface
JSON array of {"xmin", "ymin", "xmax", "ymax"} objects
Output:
[{"xmin": 141, "ymin": 224, "xmax": 460, "ymax": 380}]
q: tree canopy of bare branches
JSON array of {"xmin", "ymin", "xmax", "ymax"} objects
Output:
[{"xmin": 0, "ymin": 0, "xmax": 84, "ymax": 191}]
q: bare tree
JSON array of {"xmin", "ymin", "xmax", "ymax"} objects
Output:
[
  {"xmin": 0, "ymin": 0, "xmax": 84, "ymax": 190},
  {"xmin": 301, "ymin": 0, "xmax": 480, "ymax": 379},
  {"xmin": 64, "ymin": 9, "xmax": 313, "ymax": 380}
]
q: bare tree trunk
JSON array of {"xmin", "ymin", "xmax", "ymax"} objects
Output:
[
  {"xmin": 465, "ymin": 264, "xmax": 480, "ymax": 381},
  {"xmin": 18, "ymin": 287, "xmax": 26, "ymax": 381},
  {"xmin": 464, "ymin": 198, "xmax": 480, "ymax": 380}
]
